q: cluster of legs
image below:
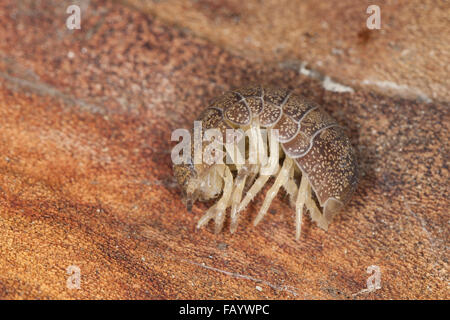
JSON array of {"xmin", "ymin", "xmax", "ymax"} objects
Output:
[{"xmin": 197, "ymin": 126, "xmax": 330, "ymax": 239}]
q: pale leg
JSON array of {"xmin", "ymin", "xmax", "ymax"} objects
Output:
[
  {"xmin": 305, "ymin": 183, "xmax": 329, "ymax": 230},
  {"xmin": 295, "ymin": 174, "xmax": 309, "ymax": 239},
  {"xmin": 254, "ymin": 157, "xmax": 294, "ymax": 226},
  {"xmin": 244, "ymin": 164, "xmax": 260, "ymax": 191},
  {"xmin": 245, "ymin": 119, "xmax": 263, "ymax": 189},
  {"xmin": 283, "ymin": 165, "xmax": 298, "ymax": 208},
  {"xmin": 235, "ymin": 124, "xmax": 275, "ymax": 217},
  {"xmin": 236, "ymin": 174, "xmax": 270, "ymax": 214},
  {"xmin": 230, "ymin": 166, "xmax": 249, "ymax": 233},
  {"xmin": 196, "ymin": 165, "xmax": 234, "ymax": 233},
  {"xmin": 196, "ymin": 165, "xmax": 225, "ymax": 228}
]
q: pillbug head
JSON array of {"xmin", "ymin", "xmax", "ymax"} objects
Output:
[
  {"xmin": 173, "ymin": 160, "xmax": 198, "ymax": 211},
  {"xmin": 173, "ymin": 160, "xmax": 224, "ymax": 211}
]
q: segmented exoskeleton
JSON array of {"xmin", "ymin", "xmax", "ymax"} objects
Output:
[{"xmin": 173, "ymin": 86, "xmax": 358, "ymax": 239}]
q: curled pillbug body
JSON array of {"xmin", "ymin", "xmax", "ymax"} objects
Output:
[{"xmin": 173, "ymin": 86, "xmax": 358, "ymax": 239}]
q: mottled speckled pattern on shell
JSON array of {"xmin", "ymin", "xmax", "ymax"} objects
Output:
[{"xmin": 200, "ymin": 85, "xmax": 358, "ymax": 207}]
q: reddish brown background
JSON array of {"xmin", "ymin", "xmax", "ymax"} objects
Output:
[{"xmin": 0, "ymin": 0, "xmax": 448, "ymax": 299}]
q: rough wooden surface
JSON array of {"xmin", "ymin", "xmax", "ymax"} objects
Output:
[
  {"xmin": 124, "ymin": 0, "xmax": 450, "ymax": 102},
  {"xmin": 0, "ymin": 0, "xmax": 448, "ymax": 299}
]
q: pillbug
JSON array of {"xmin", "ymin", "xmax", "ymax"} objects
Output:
[{"xmin": 173, "ymin": 86, "xmax": 358, "ymax": 239}]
